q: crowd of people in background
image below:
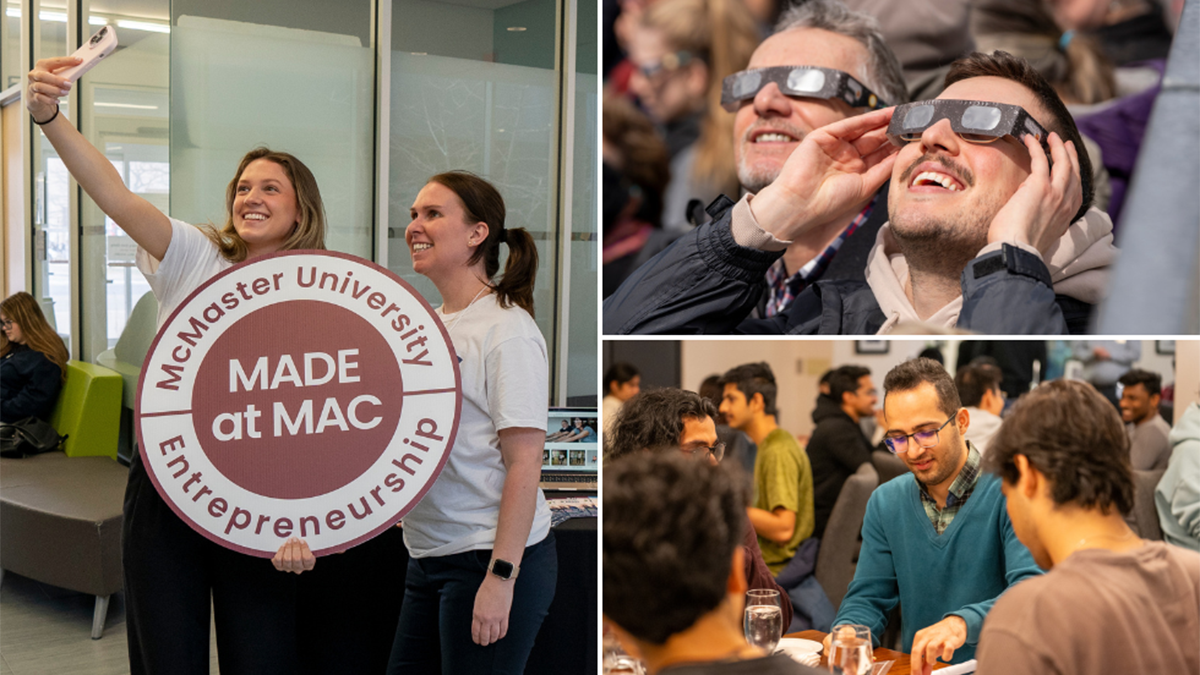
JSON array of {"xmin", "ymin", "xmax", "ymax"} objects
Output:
[
  {"xmin": 602, "ymin": 0, "xmax": 1186, "ymax": 335},
  {"xmin": 603, "ymin": 344, "xmax": 1198, "ymax": 674}
]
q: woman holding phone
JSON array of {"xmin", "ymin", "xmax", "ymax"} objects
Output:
[
  {"xmin": 388, "ymin": 172, "xmax": 556, "ymax": 674},
  {"xmin": 27, "ymin": 55, "xmax": 323, "ymax": 675}
]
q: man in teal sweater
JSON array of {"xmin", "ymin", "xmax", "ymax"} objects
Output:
[{"xmin": 827, "ymin": 358, "xmax": 1041, "ymax": 673}]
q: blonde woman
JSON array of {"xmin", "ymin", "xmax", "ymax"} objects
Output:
[{"xmin": 27, "ymin": 54, "xmax": 327, "ymax": 675}]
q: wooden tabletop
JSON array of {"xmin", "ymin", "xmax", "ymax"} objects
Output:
[{"xmin": 785, "ymin": 631, "xmax": 946, "ymax": 674}]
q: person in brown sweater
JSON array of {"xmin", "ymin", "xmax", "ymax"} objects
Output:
[{"xmin": 976, "ymin": 379, "xmax": 1199, "ymax": 675}]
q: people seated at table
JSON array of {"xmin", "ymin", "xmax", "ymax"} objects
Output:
[
  {"xmin": 562, "ymin": 417, "xmax": 598, "ymax": 443},
  {"xmin": 700, "ymin": 374, "xmax": 758, "ymax": 475},
  {"xmin": 827, "ymin": 358, "xmax": 1042, "ymax": 669},
  {"xmin": 1156, "ymin": 402, "xmax": 1200, "ymax": 551},
  {"xmin": 604, "ymin": 452, "xmax": 823, "ymax": 674},
  {"xmin": 975, "ymin": 379, "xmax": 1200, "ymax": 675},
  {"xmin": 806, "ymin": 365, "xmax": 876, "ymax": 539},
  {"xmin": 1, "ymin": 292, "xmax": 68, "ymax": 424},
  {"xmin": 605, "ymin": 387, "xmax": 793, "ymax": 629},
  {"xmin": 1118, "ymin": 368, "xmax": 1172, "ymax": 470},
  {"xmin": 954, "ymin": 362, "xmax": 1005, "ymax": 453},
  {"xmin": 718, "ymin": 362, "xmax": 814, "ymax": 575}
]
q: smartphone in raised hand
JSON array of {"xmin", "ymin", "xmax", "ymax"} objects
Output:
[{"xmin": 58, "ymin": 26, "xmax": 118, "ymax": 83}]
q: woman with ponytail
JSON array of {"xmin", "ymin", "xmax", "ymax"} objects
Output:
[
  {"xmin": 627, "ymin": 0, "xmax": 759, "ymax": 232},
  {"xmin": 1, "ymin": 292, "xmax": 68, "ymax": 423},
  {"xmin": 388, "ymin": 171, "xmax": 556, "ymax": 674}
]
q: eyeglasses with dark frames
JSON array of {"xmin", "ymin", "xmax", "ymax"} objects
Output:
[
  {"xmin": 883, "ymin": 414, "xmax": 957, "ymax": 455},
  {"xmin": 681, "ymin": 441, "xmax": 726, "ymax": 462}
]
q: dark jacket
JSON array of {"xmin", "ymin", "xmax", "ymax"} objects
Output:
[
  {"xmin": 743, "ymin": 513, "xmax": 794, "ymax": 629},
  {"xmin": 1, "ymin": 344, "xmax": 64, "ymax": 423},
  {"xmin": 806, "ymin": 395, "xmax": 873, "ymax": 540},
  {"xmin": 602, "ymin": 197, "xmax": 1093, "ymax": 335}
]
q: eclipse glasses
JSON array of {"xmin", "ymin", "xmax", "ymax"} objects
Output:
[
  {"xmin": 720, "ymin": 65, "xmax": 888, "ymax": 112},
  {"xmin": 887, "ymin": 99, "xmax": 1048, "ymax": 147}
]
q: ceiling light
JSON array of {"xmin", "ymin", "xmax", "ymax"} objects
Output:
[
  {"xmin": 117, "ymin": 19, "xmax": 170, "ymax": 34},
  {"xmin": 88, "ymin": 16, "xmax": 108, "ymax": 26},
  {"xmin": 507, "ymin": 26, "xmax": 526, "ymax": 32},
  {"xmin": 39, "ymin": 11, "xmax": 67, "ymax": 22},
  {"xmin": 95, "ymin": 102, "xmax": 159, "ymax": 110},
  {"xmin": 5, "ymin": 8, "xmax": 19, "ymax": 18}
]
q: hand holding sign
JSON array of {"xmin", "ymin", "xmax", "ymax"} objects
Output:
[{"xmin": 137, "ymin": 252, "xmax": 463, "ymax": 558}]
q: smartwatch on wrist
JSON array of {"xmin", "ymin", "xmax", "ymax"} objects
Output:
[{"xmin": 488, "ymin": 558, "xmax": 519, "ymax": 581}]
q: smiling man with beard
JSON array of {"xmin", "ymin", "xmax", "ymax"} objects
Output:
[
  {"xmin": 825, "ymin": 358, "xmax": 1041, "ymax": 673},
  {"xmin": 604, "ymin": 50, "xmax": 1117, "ymax": 335}
]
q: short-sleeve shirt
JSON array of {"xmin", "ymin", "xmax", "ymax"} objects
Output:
[
  {"xmin": 136, "ymin": 219, "xmax": 231, "ymax": 328},
  {"xmin": 754, "ymin": 428, "xmax": 815, "ymax": 574},
  {"xmin": 402, "ymin": 293, "xmax": 552, "ymax": 558}
]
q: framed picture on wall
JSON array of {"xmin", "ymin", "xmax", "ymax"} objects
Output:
[
  {"xmin": 856, "ymin": 340, "xmax": 889, "ymax": 355},
  {"xmin": 1157, "ymin": 340, "xmax": 1176, "ymax": 355}
]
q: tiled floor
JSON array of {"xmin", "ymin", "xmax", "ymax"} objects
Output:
[{"xmin": 0, "ymin": 572, "xmax": 218, "ymax": 675}]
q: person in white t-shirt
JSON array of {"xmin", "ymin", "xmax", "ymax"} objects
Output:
[
  {"xmin": 388, "ymin": 172, "xmax": 557, "ymax": 674},
  {"xmin": 28, "ymin": 56, "xmax": 327, "ymax": 674}
]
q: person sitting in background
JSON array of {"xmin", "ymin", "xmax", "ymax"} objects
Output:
[
  {"xmin": 0, "ymin": 292, "xmax": 68, "ymax": 424},
  {"xmin": 1118, "ymin": 368, "xmax": 1171, "ymax": 471},
  {"xmin": 1046, "ymin": 0, "xmax": 1173, "ymax": 66},
  {"xmin": 626, "ymin": 0, "xmax": 759, "ymax": 232},
  {"xmin": 603, "ymin": 94, "xmax": 676, "ymax": 297},
  {"xmin": 1156, "ymin": 401, "xmax": 1200, "ymax": 551},
  {"xmin": 718, "ymin": 363, "xmax": 814, "ymax": 575},
  {"xmin": 955, "ymin": 362, "xmax": 1005, "ymax": 453},
  {"xmin": 827, "ymin": 358, "xmax": 1041, "ymax": 671},
  {"xmin": 563, "ymin": 417, "xmax": 598, "ymax": 443},
  {"xmin": 603, "ymin": 362, "xmax": 642, "ymax": 435},
  {"xmin": 807, "ymin": 365, "xmax": 876, "ymax": 539},
  {"xmin": 976, "ymin": 379, "xmax": 1199, "ymax": 675},
  {"xmin": 546, "ymin": 420, "xmax": 573, "ymax": 442},
  {"xmin": 604, "ymin": 387, "xmax": 793, "ymax": 629},
  {"xmin": 1073, "ymin": 339, "xmax": 1140, "ymax": 408},
  {"xmin": 700, "ymin": 374, "xmax": 757, "ymax": 474},
  {"xmin": 604, "ymin": 452, "xmax": 822, "ymax": 674}
]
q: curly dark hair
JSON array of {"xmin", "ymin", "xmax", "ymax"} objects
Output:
[
  {"xmin": 984, "ymin": 379, "xmax": 1134, "ymax": 516},
  {"xmin": 883, "ymin": 357, "xmax": 960, "ymax": 417},
  {"xmin": 604, "ymin": 452, "xmax": 750, "ymax": 644},
  {"xmin": 718, "ymin": 362, "xmax": 778, "ymax": 417},
  {"xmin": 605, "ymin": 388, "xmax": 717, "ymax": 460}
]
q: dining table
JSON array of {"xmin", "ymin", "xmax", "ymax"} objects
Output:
[{"xmin": 785, "ymin": 630, "xmax": 948, "ymax": 674}]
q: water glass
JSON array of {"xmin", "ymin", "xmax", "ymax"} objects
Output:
[
  {"xmin": 743, "ymin": 589, "xmax": 785, "ymax": 654},
  {"xmin": 827, "ymin": 624, "xmax": 873, "ymax": 675},
  {"xmin": 602, "ymin": 625, "xmax": 645, "ymax": 675}
]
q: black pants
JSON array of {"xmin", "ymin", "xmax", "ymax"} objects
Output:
[
  {"xmin": 123, "ymin": 449, "xmax": 299, "ymax": 675},
  {"xmin": 387, "ymin": 533, "xmax": 557, "ymax": 674}
]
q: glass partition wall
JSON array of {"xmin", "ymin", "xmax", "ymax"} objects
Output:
[{"xmin": 8, "ymin": 0, "xmax": 596, "ymax": 403}]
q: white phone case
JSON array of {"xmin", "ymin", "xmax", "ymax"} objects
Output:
[{"xmin": 58, "ymin": 26, "xmax": 118, "ymax": 83}]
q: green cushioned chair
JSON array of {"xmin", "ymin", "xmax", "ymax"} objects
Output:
[{"xmin": 48, "ymin": 361, "xmax": 123, "ymax": 460}]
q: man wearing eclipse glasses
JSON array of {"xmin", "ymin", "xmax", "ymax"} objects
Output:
[
  {"xmin": 605, "ymin": 49, "xmax": 1118, "ymax": 335},
  {"xmin": 725, "ymin": 0, "xmax": 908, "ymax": 318}
]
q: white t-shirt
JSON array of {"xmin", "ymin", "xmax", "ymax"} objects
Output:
[
  {"xmin": 136, "ymin": 219, "xmax": 232, "ymax": 328},
  {"xmin": 402, "ymin": 293, "xmax": 552, "ymax": 558}
]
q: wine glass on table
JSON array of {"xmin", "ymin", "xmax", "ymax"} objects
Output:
[
  {"xmin": 743, "ymin": 589, "xmax": 784, "ymax": 654},
  {"xmin": 827, "ymin": 624, "xmax": 873, "ymax": 675}
]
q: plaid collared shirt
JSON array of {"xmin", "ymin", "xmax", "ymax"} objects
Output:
[
  {"xmin": 762, "ymin": 194, "xmax": 877, "ymax": 317},
  {"xmin": 918, "ymin": 443, "xmax": 982, "ymax": 535}
]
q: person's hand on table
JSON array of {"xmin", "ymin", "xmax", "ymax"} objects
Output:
[
  {"xmin": 911, "ymin": 615, "xmax": 967, "ymax": 675},
  {"xmin": 271, "ymin": 537, "xmax": 315, "ymax": 574}
]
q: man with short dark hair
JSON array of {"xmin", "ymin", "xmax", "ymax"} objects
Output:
[
  {"xmin": 1117, "ymin": 368, "xmax": 1171, "ymax": 470},
  {"xmin": 605, "ymin": 387, "xmax": 792, "ymax": 628},
  {"xmin": 719, "ymin": 363, "xmax": 815, "ymax": 574},
  {"xmin": 605, "ymin": 50, "xmax": 1116, "ymax": 335},
  {"xmin": 604, "ymin": 453, "xmax": 822, "ymax": 674},
  {"xmin": 806, "ymin": 365, "xmax": 876, "ymax": 538},
  {"xmin": 954, "ymin": 363, "xmax": 1005, "ymax": 453},
  {"xmin": 827, "ymin": 358, "xmax": 1041, "ymax": 672},
  {"xmin": 976, "ymin": 380, "xmax": 1200, "ymax": 675}
]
